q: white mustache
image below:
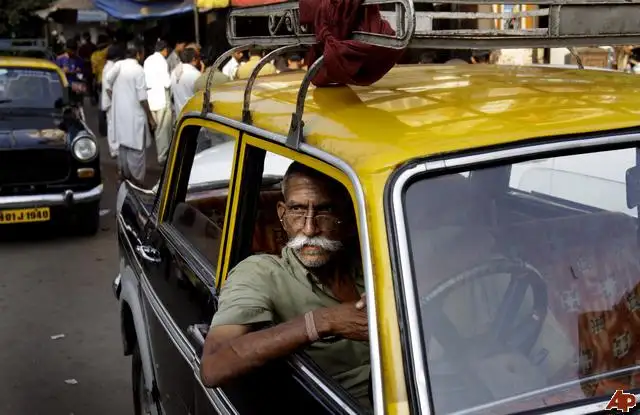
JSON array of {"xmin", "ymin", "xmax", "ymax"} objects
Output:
[{"xmin": 286, "ymin": 235, "xmax": 343, "ymax": 252}]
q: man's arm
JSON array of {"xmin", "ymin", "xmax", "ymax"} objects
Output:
[
  {"xmin": 201, "ymin": 303, "xmax": 367, "ymax": 387},
  {"xmin": 135, "ymin": 69, "xmax": 156, "ymax": 130}
]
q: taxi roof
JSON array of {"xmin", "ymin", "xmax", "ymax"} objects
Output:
[
  {"xmin": 0, "ymin": 56, "xmax": 60, "ymax": 70},
  {"xmin": 184, "ymin": 64, "xmax": 640, "ymax": 176}
]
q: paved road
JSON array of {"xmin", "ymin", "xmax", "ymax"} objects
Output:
[{"xmin": 0, "ymin": 104, "xmax": 161, "ymax": 415}]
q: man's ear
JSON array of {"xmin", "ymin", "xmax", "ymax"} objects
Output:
[{"xmin": 277, "ymin": 201, "xmax": 286, "ymax": 224}]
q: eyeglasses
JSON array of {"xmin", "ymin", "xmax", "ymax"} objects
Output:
[{"xmin": 282, "ymin": 210, "xmax": 342, "ymax": 231}]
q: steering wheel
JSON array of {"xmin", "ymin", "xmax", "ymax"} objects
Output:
[{"xmin": 420, "ymin": 256, "xmax": 548, "ymax": 362}]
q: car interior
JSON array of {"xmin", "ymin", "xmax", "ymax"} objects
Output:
[{"xmin": 405, "ymin": 160, "xmax": 640, "ymax": 411}]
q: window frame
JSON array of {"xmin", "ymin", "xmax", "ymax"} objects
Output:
[
  {"xmin": 384, "ymin": 128, "xmax": 640, "ymax": 415},
  {"xmin": 156, "ymin": 118, "xmax": 242, "ymax": 289},
  {"xmin": 223, "ymin": 136, "xmax": 370, "ymax": 414}
]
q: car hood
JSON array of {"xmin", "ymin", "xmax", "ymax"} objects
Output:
[{"xmin": 0, "ymin": 116, "xmax": 68, "ymax": 149}]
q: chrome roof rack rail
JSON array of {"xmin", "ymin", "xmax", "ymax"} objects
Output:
[
  {"xmin": 286, "ymin": 56, "xmax": 324, "ymax": 150},
  {"xmin": 201, "ymin": 44, "xmax": 252, "ymax": 114},
  {"xmin": 228, "ymin": 0, "xmax": 640, "ymax": 49},
  {"xmin": 242, "ymin": 44, "xmax": 307, "ymax": 124}
]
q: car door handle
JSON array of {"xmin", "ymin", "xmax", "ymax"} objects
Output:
[
  {"xmin": 187, "ymin": 323, "xmax": 209, "ymax": 348},
  {"xmin": 136, "ymin": 244, "xmax": 161, "ymax": 263}
]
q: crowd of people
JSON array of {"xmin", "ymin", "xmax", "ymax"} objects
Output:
[{"xmin": 53, "ymin": 32, "xmax": 309, "ymax": 187}]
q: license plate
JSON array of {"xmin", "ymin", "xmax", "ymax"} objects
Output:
[{"xmin": 0, "ymin": 207, "xmax": 51, "ymax": 224}]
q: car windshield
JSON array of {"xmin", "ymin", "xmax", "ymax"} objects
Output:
[
  {"xmin": 400, "ymin": 145, "xmax": 640, "ymax": 414},
  {"xmin": 0, "ymin": 66, "xmax": 64, "ymax": 109}
]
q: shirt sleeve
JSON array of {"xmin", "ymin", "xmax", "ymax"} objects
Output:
[
  {"xmin": 104, "ymin": 61, "xmax": 121, "ymax": 89},
  {"xmin": 135, "ymin": 68, "xmax": 148, "ymax": 102},
  {"xmin": 210, "ymin": 256, "xmax": 276, "ymax": 328}
]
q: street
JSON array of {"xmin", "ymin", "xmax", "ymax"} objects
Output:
[{"xmin": 0, "ymin": 103, "xmax": 161, "ymax": 415}]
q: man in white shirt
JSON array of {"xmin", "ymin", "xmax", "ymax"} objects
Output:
[
  {"xmin": 143, "ymin": 39, "xmax": 172, "ymax": 165},
  {"xmin": 170, "ymin": 47, "xmax": 202, "ymax": 117},
  {"xmin": 106, "ymin": 43, "xmax": 157, "ymax": 186},
  {"xmin": 221, "ymin": 50, "xmax": 244, "ymax": 80}
]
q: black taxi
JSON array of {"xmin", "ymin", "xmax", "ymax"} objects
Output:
[{"xmin": 0, "ymin": 57, "xmax": 102, "ymax": 235}]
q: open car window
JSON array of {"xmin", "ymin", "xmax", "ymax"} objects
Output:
[{"xmin": 400, "ymin": 145, "xmax": 640, "ymax": 413}]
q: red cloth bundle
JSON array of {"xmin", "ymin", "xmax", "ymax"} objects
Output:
[{"xmin": 299, "ymin": 0, "xmax": 406, "ymax": 86}]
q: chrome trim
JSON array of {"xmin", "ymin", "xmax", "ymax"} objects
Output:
[
  {"xmin": 437, "ymin": 131, "xmax": 640, "ymax": 170},
  {"xmin": 0, "ymin": 183, "xmax": 103, "ymax": 209},
  {"xmin": 194, "ymin": 374, "xmax": 237, "ymax": 415},
  {"xmin": 71, "ymin": 133, "xmax": 99, "ymax": 162},
  {"xmin": 184, "ymin": 111, "xmax": 288, "ymax": 146},
  {"xmin": 113, "ymin": 273, "xmax": 121, "ymax": 299},
  {"xmin": 300, "ymin": 143, "xmax": 384, "ymax": 415},
  {"xmin": 125, "ymin": 179, "xmax": 156, "ymax": 195},
  {"xmin": 389, "ymin": 132, "xmax": 640, "ymax": 415},
  {"xmin": 390, "ymin": 165, "xmax": 430, "ymax": 414},
  {"xmin": 179, "ymin": 110, "xmax": 385, "ymax": 413},
  {"xmin": 119, "ymin": 212, "xmax": 237, "ymax": 414},
  {"xmin": 290, "ymin": 356, "xmax": 358, "ymax": 415}
]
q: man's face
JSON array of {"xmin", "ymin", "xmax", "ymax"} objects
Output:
[
  {"xmin": 176, "ymin": 42, "xmax": 187, "ymax": 52},
  {"xmin": 277, "ymin": 175, "xmax": 348, "ymax": 268},
  {"xmin": 233, "ymin": 51, "xmax": 244, "ymax": 62}
]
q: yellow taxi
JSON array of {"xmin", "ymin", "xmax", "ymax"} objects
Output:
[{"xmin": 113, "ymin": 1, "xmax": 640, "ymax": 414}]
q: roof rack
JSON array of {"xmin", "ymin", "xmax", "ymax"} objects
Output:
[
  {"xmin": 0, "ymin": 38, "xmax": 48, "ymax": 50},
  {"xmin": 227, "ymin": 0, "xmax": 640, "ymax": 49},
  {"xmin": 205, "ymin": 0, "xmax": 640, "ymax": 150}
]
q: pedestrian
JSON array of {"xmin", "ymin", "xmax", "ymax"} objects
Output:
[
  {"xmin": 56, "ymin": 39, "xmax": 83, "ymax": 86},
  {"xmin": 236, "ymin": 47, "xmax": 277, "ymax": 79},
  {"xmin": 471, "ymin": 50, "xmax": 493, "ymax": 64},
  {"xmin": 105, "ymin": 42, "xmax": 157, "ymax": 187},
  {"xmin": 78, "ymin": 32, "xmax": 97, "ymax": 104},
  {"xmin": 279, "ymin": 53, "xmax": 305, "ymax": 72},
  {"xmin": 101, "ymin": 44, "xmax": 124, "ymax": 159},
  {"xmin": 167, "ymin": 39, "xmax": 188, "ymax": 74},
  {"xmin": 143, "ymin": 39, "xmax": 172, "ymax": 165},
  {"xmin": 170, "ymin": 47, "xmax": 202, "ymax": 117},
  {"xmin": 221, "ymin": 49, "xmax": 245, "ymax": 80},
  {"xmin": 91, "ymin": 34, "xmax": 111, "ymax": 135}
]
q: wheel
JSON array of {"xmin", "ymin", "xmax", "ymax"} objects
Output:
[
  {"xmin": 75, "ymin": 201, "xmax": 99, "ymax": 236},
  {"xmin": 132, "ymin": 344, "xmax": 155, "ymax": 415}
]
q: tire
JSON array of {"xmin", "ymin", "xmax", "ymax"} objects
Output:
[
  {"xmin": 132, "ymin": 344, "xmax": 155, "ymax": 415},
  {"xmin": 75, "ymin": 201, "xmax": 99, "ymax": 236}
]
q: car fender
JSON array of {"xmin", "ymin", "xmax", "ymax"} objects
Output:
[{"xmin": 118, "ymin": 258, "xmax": 161, "ymax": 415}]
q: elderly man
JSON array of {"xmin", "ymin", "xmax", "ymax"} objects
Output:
[{"xmin": 200, "ymin": 162, "xmax": 371, "ymax": 407}]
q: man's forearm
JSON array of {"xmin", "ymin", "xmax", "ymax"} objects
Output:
[
  {"xmin": 141, "ymin": 100, "xmax": 153, "ymax": 120},
  {"xmin": 201, "ymin": 312, "xmax": 331, "ymax": 387}
]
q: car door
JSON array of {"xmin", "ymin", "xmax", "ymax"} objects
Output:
[
  {"xmin": 202, "ymin": 133, "xmax": 368, "ymax": 415},
  {"xmin": 135, "ymin": 121, "xmax": 241, "ymax": 415}
]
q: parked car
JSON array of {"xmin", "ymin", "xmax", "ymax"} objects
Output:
[{"xmin": 0, "ymin": 57, "xmax": 102, "ymax": 235}]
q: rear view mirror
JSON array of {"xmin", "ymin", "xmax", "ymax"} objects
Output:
[{"xmin": 625, "ymin": 165, "xmax": 640, "ymax": 209}]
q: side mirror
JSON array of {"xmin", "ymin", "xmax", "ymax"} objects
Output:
[{"xmin": 625, "ymin": 165, "xmax": 640, "ymax": 209}]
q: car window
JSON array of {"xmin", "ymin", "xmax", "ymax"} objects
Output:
[
  {"xmin": 400, "ymin": 145, "xmax": 640, "ymax": 414},
  {"xmin": 509, "ymin": 147, "xmax": 635, "ymax": 215},
  {"xmin": 169, "ymin": 127, "xmax": 236, "ymax": 266},
  {"xmin": 0, "ymin": 66, "xmax": 64, "ymax": 109}
]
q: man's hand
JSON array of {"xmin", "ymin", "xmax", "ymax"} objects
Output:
[
  {"xmin": 316, "ymin": 296, "xmax": 368, "ymax": 342},
  {"xmin": 148, "ymin": 117, "xmax": 157, "ymax": 133}
]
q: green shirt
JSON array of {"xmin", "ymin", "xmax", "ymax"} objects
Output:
[{"xmin": 211, "ymin": 247, "xmax": 371, "ymax": 406}]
